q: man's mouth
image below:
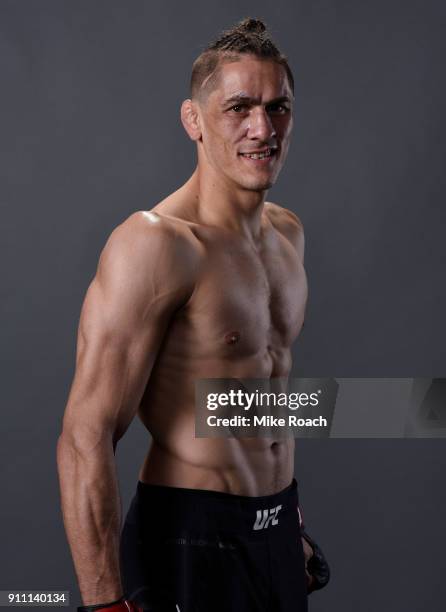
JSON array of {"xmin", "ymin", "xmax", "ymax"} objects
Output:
[{"xmin": 239, "ymin": 147, "xmax": 277, "ymax": 160}]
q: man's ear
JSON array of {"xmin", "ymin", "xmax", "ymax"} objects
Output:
[{"xmin": 181, "ymin": 99, "xmax": 202, "ymax": 141}]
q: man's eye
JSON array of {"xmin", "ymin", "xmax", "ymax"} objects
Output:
[
  {"xmin": 231, "ymin": 104, "xmax": 248, "ymax": 112},
  {"xmin": 267, "ymin": 104, "xmax": 289, "ymax": 114}
]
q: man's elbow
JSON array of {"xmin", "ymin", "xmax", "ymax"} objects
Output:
[{"xmin": 56, "ymin": 424, "xmax": 114, "ymax": 470}]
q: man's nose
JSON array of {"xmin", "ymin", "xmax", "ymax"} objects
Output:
[{"xmin": 247, "ymin": 107, "xmax": 276, "ymax": 140}]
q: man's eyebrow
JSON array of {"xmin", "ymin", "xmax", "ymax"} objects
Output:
[{"xmin": 221, "ymin": 94, "xmax": 292, "ymax": 107}]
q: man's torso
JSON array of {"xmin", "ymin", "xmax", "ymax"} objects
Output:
[{"xmin": 135, "ymin": 194, "xmax": 307, "ymax": 495}]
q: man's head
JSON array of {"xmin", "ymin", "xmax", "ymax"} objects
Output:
[{"xmin": 181, "ymin": 18, "xmax": 295, "ymax": 192}]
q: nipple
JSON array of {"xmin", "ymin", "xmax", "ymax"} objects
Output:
[{"xmin": 225, "ymin": 331, "xmax": 240, "ymax": 345}]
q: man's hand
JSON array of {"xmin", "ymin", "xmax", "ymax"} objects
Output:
[
  {"xmin": 298, "ymin": 505, "xmax": 330, "ymax": 593},
  {"xmin": 301, "ymin": 535, "xmax": 316, "ymax": 592},
  {"xmin": 300, "ymin": 528, "xmax": 331, "ymax": 593}
]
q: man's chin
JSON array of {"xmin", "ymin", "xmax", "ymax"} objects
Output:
[{"xmin": 239, "ymin": 176, "xmax": 275, "ymax": 192}]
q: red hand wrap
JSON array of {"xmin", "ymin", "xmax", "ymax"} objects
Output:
[
  {"xmin": 78, "ymin": 599, "xmax": 142, "ymax": 612},
  {"xmin": 98, "ymin": 602, "xmax": 141, "ymax": 612}
]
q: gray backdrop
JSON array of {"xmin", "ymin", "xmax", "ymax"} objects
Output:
[{"xmin": 1, "ymin": 0, "xmax": 445, "ymax": 610}]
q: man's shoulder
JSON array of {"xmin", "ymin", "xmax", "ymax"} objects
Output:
[
  {"xmin": 98, "ymin": 210, "xmax": 202, "ymax": 288},
  {"xmin": 264, "ymin": 201, "xmax": 304, "ymax": 242},
  {"xmin": 120, "ymin": 209, "xmax": 196, "ymax": 237},
  {"xmin": 112, "ymin": 209, "xmax": 202, "ymax": 258}
]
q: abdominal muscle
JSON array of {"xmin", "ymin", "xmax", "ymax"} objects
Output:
[
  {"xmin": 139, "ymin": 436, "xmax": 295, "ymax": 497},
  {"xmin": 137, "ymin": 352, "xmax": 295, "ymax": 497}
]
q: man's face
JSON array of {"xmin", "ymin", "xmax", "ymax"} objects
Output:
[{"xmin": 196, "ymin": 56, "xmax": 294, "ymax": 192}]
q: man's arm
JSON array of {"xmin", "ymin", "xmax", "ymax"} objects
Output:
[{"xmin": 56, "ymin": 212, "xmax": 197, "ymax": 606}]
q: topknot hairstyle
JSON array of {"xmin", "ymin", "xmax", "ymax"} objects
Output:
[{"xmin": 190, "ymin": 18, "xmax": 294, "ymax": 100}]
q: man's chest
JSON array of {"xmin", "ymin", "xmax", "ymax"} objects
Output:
[{"xmin": 184, "ymin": 237, "xmax": 308, "ymax": 357}]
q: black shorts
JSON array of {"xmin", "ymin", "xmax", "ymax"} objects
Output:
[{"xmin": 120, "ymin": 478, "xmax": 308, "ymax": 611}]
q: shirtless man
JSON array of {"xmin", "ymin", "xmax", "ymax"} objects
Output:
[{"xmin": 57, "ymin": 18, "xmax": 329, "ymax": 612}]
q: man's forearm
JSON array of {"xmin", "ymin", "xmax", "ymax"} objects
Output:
[{"xmin": 57, "ymin": 432, "xmax": 123, "ymax": 606}]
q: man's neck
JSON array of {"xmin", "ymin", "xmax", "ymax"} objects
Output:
[{"xmin": 186, "ymin": 167, "xmax": 267, "ymax": 241}]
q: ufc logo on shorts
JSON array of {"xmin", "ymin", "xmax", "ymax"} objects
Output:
[{"xmin": 253, "ymin": 504, "xmax": 282, "ymax": 530}]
